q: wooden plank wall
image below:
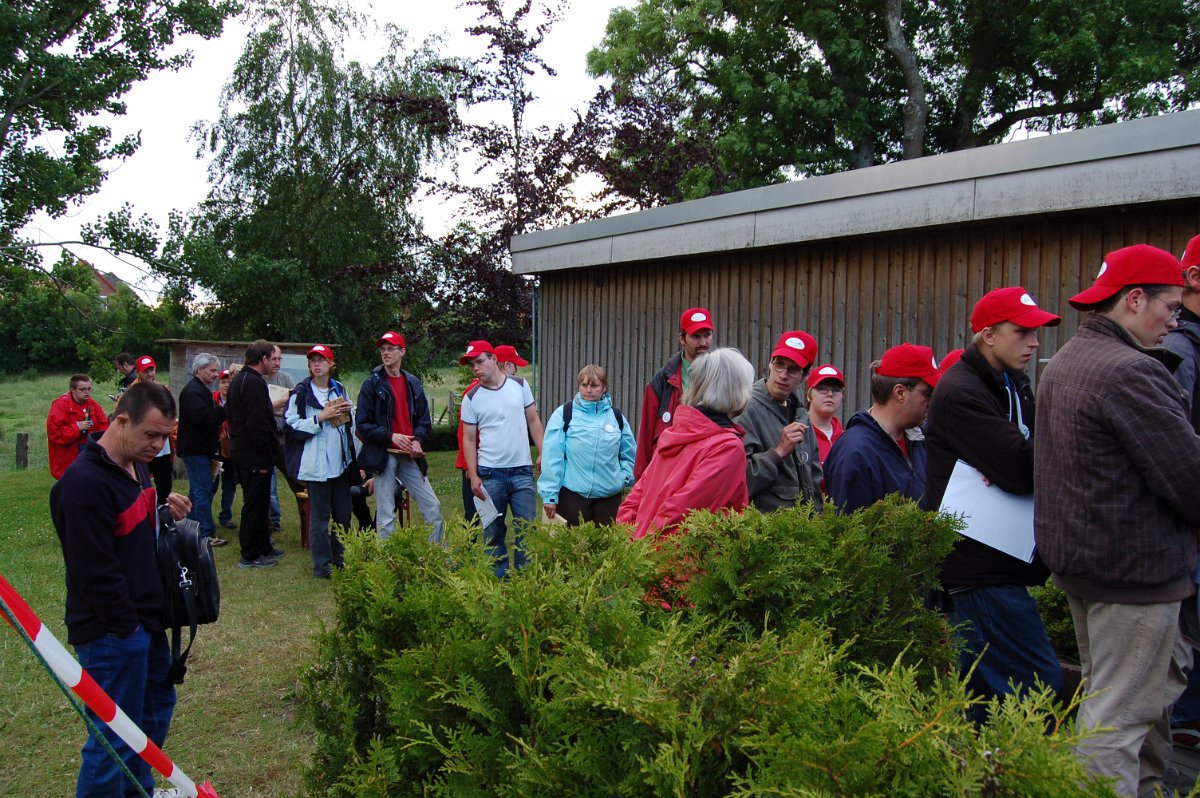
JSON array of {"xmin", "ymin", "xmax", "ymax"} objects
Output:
[{"xmin": 535, "ymin": 201, "xmax": 1200, "ymax": 429}]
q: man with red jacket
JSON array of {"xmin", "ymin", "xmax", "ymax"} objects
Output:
[
  {"xmin": 47, "ymin": 373, "xmax": 110, "ymax": 478},
  {"xmin": 634, "ymin": 307, "xmax": 714, "ymax": 479}
]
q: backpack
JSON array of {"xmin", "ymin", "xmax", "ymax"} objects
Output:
[
  {"xmin": 283, "ymin": 381, "xmax": 315, "ymax": 482},
  {"xmin": 156, "ymin": 507, "xmax": 220, "ymax": 684}
]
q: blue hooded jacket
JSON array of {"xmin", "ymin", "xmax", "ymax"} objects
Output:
[{"xmin": 537, "ymin": 392, "xmax": 636, "ymax": 503}]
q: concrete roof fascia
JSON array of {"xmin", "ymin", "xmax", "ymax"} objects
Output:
[{"xmin": 511, "ymin": 110, "xmax": 1200, "ymax": 275}]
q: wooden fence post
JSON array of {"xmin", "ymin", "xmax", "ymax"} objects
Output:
[{"xmin": 15, "ymin": 432, "xmax": 29, "ymax": 470}]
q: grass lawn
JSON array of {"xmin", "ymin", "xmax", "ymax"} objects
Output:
[{"xmin": 0, "ymin": 372, "xmax": 484, "ymax": 797}]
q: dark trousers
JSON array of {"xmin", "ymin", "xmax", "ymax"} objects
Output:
[
  {"xmin": 307, "ymin": 470, "xmax": 351, "ymax": 577},
  {"xmin": 237, "ymin": 461, "xmax": 273, "ymax": 561},
  {"xmin": 149, "ymin": 454, "xmax": 173, "ymax": 505},
  {"xmin": 217, "ymin": 460, "xmax": 238, "ymax": 524},
  {"xmin": 557, "ymin": 486, "xmax": 622, "ymax": 526}
]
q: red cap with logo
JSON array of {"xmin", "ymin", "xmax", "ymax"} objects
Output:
[
  {"xmin": 806, "ymin": 363, "xmax": 844, "ymax": 391},
  {"xmin": 307, "ymin": 344, "xmax": 335, "ymax": 361},
  {"xmin": 877, "ymin": 343, "xmax": 940, "ymax": 387},
  {"xmin": 1068, "ymin": 244, "xmax": 1185, "ymax": 310},
  {"xmin": 459, "ymin": 340, "xmax": 495, "ymax": 365},
  {"xmin": 1182, "ymin": 235, "xmax": 1200, "ymax": 270},
  {"xmin": 135, "ymin": 355, "xmax": 156, "ymax": 373},
  {"xmin": 970, "ymin": 287, "xmax": 1062, "ymax": 333},
  {"xmin": 679, "ymin": 307, "xmax": 714, "ymax": 336},
  {"xmin": 494, "ymin": 344, "xmax": 529, "ymax": 367},
  {"xmin": 770, "ymin": 330, "xmax": 818, "ymax": 368},
  {"xmin": 376, "ymin": 331, "xmax": 406, "ymax": 348}
]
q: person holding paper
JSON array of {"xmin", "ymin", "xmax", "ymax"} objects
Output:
[
  {"xmin": 460, "ymin": 340, "xmax": 545, "ymax": 578},
  {"xmin": 923, "ymin": 286, "xmax": 1064, "ymax": 722},
  {"xmin": 823, "ymin": 343, "xmax": 938, "ymax": 512},
  {"xmin": 1036, "ymin": 244, "xmax": 1200, "ymax": 797}
]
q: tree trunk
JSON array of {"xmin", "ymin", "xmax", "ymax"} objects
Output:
[{"xmin": 882, "ymin": 0, "xmax": 928, "ymax": 160}]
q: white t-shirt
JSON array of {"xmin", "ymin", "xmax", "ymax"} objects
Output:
[{"xmin": 461, "ymin": 376, "xmax": 535, "ymax": 468}]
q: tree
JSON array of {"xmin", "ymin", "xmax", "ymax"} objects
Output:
[
  {"xmin": 584, "ymin": 0, "xmax": 1200, "ymax": 204},
  {"xmin": 0, "ymin": 0, "xmax": 237, "ymax": 248},
  {"xmin": 147, "ymin": 0, "xmax": 458, "ymax": 368}
]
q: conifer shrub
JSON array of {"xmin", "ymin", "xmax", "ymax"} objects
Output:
[{"xmin": 300, "ymin": 498, "xmax": 1114, "ymax": 797}]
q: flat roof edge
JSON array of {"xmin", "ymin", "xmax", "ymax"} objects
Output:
[{"xmin": 511, "ymin": 110, "xmax": 1200, "ymax": 273}]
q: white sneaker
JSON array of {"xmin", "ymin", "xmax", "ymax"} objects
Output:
[{"xmin": 154, "ymin": 788, "xmax": 183, "ymax": 798}]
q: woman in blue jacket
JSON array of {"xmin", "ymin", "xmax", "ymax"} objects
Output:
[
  {"xmin": 538, "ymin": 365, "xmax": 636, "ymax": 526},
  {"xmin": 285, "ymin": 345, "xmax": 356, "ymax": 578}
]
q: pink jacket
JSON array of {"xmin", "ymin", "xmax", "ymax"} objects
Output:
[{"xmin": 618, "ymin": 404, "xmax": 749, "ymax": 539}]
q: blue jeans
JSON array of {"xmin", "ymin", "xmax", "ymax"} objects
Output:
[
  {"xmin": 269, "ymin": 470, "xmax": 281, "ymax": 525},
  {"xmin": 306, "ymin": 470, "xmax": 351, "ymax": 577},
  {"xmin": 182, "ymin": 454, "xmax": 216, "ymax": 539},
  {"xmin": 217, "ymin": 460, "xmax": 237, "ymax": 524},
  {"xmin": 477, "ymin": 465, "xmax": 535, "ymax": 578},
  {"xmin": 949, "ymin": 585, "xmax": 1065, "ymax": 724},
  {"xmin": 74, "ymin": 627, "xmax": 175, "ymax": 797}
]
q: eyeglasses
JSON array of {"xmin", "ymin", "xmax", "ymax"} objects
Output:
[
  {"xmin": 910, "ymin": 385, "xmax": 934, "ymax": 400},
  {"xmin": 813, "ymin": 384, "xmax": 843, "ymax": 395},
  {"xmin": 769, "ymin": 360, "xmax": 806, "ymax": 379},
  {"xmin": 1147, "ymin": 293, "xmax": 1183, "ymax": 321},
  {"xmin": 72, "ymin": 386, "xmax": 93, "ymax": 393}
]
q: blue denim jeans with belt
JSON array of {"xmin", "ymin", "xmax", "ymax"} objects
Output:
[
  {"xmin": 74, "ymin": 626, "xmax": 175, "ymax": 797},
  {"xmin": 477, "ymin": 465, "xmax": 535, "ymax": 578}
]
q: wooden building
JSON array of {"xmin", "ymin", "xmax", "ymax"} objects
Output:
[
  {"xmin": 511, "ymin": 110, "xmax": 1200, "ymax": 420},
  {"xmin": 157, "ymin": 339, "xmax": 335, "ymax": 390}
]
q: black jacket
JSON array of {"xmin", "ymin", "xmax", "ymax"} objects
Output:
[
  {"xmin": 176, "ymin": 375, "xmax": 225, "ymax": 457},
  {"xmin": 355, "ymin": 365, "xmax": 432, "ymax": 474},
  {"xmin": 923, "ymin": 344, "xmax": 1049, "ymax": 589},
  {"xmin": 226, "ymin": 367, "xmax": 279, "ymax": 467}
]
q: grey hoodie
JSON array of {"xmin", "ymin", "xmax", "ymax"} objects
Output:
[{"xmin": 733, "ymin": 378, "xmax": 823, "ymax": 513}]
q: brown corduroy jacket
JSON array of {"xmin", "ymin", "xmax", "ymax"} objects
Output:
[{"xmin": 1034, "ymin": 313, "xmax": 1200, "ymax": 603}]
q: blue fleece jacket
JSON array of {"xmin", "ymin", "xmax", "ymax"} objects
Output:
[{"xmin": 537, "ymin": 393, "xmax": 636, "ymax": 504}]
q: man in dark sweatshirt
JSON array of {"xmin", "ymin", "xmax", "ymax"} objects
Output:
[
  {"xmin": 51, "ymin": 381, "xmax": 191, "ymax": 797},
  {"xmin": 923, "ymin": 286, "xmax": 1064, "ymax": 721}
]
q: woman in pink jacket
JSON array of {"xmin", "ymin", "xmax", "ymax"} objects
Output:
[{"xmin": 618, "ymin": 348, "xmax": 755, "ymax": 539}]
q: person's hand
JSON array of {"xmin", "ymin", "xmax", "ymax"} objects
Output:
[
  {"xmin": 77, "ymin": 420, "xmax": 93, "ymax": 432},
  {"xmin": 470, "ymin": 475, "xmax": 486, "ymax": 500},
  {"xmin": 165, "ymin": 492, "xmax": 192, "ymax": 520},
  {"xmin": 363, "ymin": 477, "xmax": 375, "ymax": 496},
  {"xmin": 317, "ymin": 404, "xmax": 342, "ymax": 422},
  {"xmin": 409, "ymin": 439, "xmax": 425, "ymax": 458},
  {"xmin": 774, "ymin": 421, "xmax": 807, "ymax": 458},
  {"xmin": 390, "ymin": 433, "xmax": 413, "ymax": 453},
  {"xmin": 543, "ymin": 503, "xmax": 557, "ymax": 519}
]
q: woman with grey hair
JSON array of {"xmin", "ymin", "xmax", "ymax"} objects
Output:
[{"xmin": 617, "ymin": 347, "xmax": 754, "ymax": 539}]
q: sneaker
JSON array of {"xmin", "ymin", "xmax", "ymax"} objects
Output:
[
  {"xmin": 219, "ymin": 520, "xmax": 237, "ymax": 530},
  {"xmin": 269, "ymin": 546, "xmax": 285, "ymax": 557},
  {"xmin": 237, "ymin": 556, "xmax": 278, "ymax": 569},
  {"xmin": 154, "ymin": 789, "xmax": 183, "ymax": 798},
  {"xmin": 208, "ymin": 536, "xmax": 229, "ymax": 548}
]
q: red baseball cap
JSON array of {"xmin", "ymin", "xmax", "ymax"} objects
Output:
[
  {"xmin": 219, "ymin": 369, "xmax": 230, "ymax": 379},
  {"xmin": 1069, "ymin": 244, "xmax": 1185, "ymax": 310},
  {"xmin": 307, "ymin": 344, "xmax": 335, "ymax": 361},
  {"xmin": 1182, "ymin": 235, "xmax": 1200, "ymax": 269},
  {"xmin": 770, "ymin": 330, "xmax": 818, "ymax": 368},
  {"xmin": 939, "ymin": 348, "xmax": 965, "ymax": 374},
  {"xmin": 806, "ymin": 363, "xmax": 844, "ymax": 391},
  {"xmin": 494, "ymin": 344, "xmax": 529, "ymax": 367},
  {"xmin": 878, "ymin": 343, "xmax": 940, "ymax": 387},
  {"xmin": 679, "ymin": 307, "xmax": 714, "ymax": 335},
  {"xmin": 135, "ymin": 355, "xmax": 156, "ymax": 372},
  {"xmin": 459, "ymin": 340, "xmax": 495, "ymax": 364},
  {"xmin": 376, "ymin": 331, "xmax": 406, "ymax": 348},
  {"xmin": 970, "ymin": 287, "xmax": 1062, "ymax": 333}
]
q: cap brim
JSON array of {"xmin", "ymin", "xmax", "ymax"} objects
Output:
[
  {"xmin": 771, "ymin": 346, "xmax": 815, "ymax": 367},
  {"xmin": 1068, "ymin": 283, "xmax": 1121, "ymax": 310},
  {"xmin": 923, "ymin": 371, "xmax": 941, "ymax": 388},
  {"xmin": 1010, "ymin": 307, "xmax": 1063, "ymax": 328},
  {"xmin": 509, "ymin": 357, "xmax": 530, "ymax": 367},
  {"xmin": 681, "ymin": 323, "xmax": 714, "ymax": 336}
]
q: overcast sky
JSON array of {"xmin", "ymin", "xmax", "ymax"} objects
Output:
[{"xmin": 21, "ymin": 1, "xmax": 626, "ymax": 301}]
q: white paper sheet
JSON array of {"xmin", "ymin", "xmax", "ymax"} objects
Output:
[
  {"xmin": 473, "ymin": 489, "xmax": 501, "ymax": 529},
  {"xmin": 938, "ymin": 460, "xmax": 1036, "ymax": 563}
]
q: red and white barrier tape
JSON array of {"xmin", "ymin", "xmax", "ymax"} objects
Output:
[{"xmin": 0, "ymin": 573, "xmax": 220, "ymax": 798}]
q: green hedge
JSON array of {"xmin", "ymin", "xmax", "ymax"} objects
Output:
[{"xmin": 301, "ymin": 498, "xmax": 1111, "ymax": 797}]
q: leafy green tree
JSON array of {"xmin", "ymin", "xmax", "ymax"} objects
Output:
[
  {"xmin": 146, "ymin": 0, "xmax": 458, "ymax": 369},
  {"xmin": 584, "ymin": 0, "xmax": 1200, "ymax": 204},
  {"xmin": 0, "ymin": 0, "xmax": 237, "ymax": 248}
]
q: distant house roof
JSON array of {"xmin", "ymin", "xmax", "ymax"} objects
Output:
[
  {"xmin": 510, "ymin": 109, "xmax": 1200, "ymax": 275},
  {"xmin": 91, "ymin": 266, "xmax": 120, "ymax": 297}
]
